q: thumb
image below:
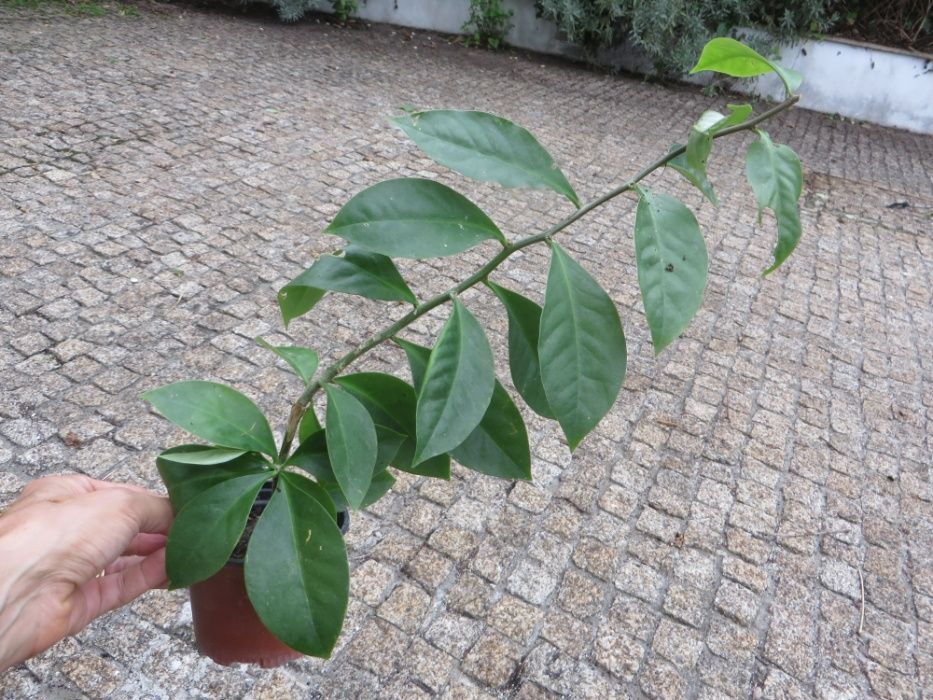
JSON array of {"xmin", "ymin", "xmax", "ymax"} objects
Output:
[{"xmin": 70, "ymin": 548, "xmax": 168, "ymax": 634}]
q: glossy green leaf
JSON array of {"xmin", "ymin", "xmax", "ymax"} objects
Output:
[
  {"xmin": 668, "ymin": 147, "xmax": 717, "ymax": 207},
  {"xmin": 245, "ymin": 478, "xmax": 349, "ymax": 658},
  {"xmin": 325, "ymin": 178, "xmax": 505, "ymax": 258},
  {"xmin": 157, "ymin": 448, "xmax": 271, "ymax": 512},
  {"xmin": 374, "ymin": 425, "xmax": 406, "ymax": 472},
  {"xmin": 324, "ymin": 385, "xmax": 377, "ymax": 510},
  {"xmin": 452, "ymin": 381, "xmax": 531, "ymax": 480},
  {"xmin": 686, "ymin": 122, "xmax": 712, "ymax": 176},
  {"xmin": 395, "ymin": 337, "xmax": 431, "ymax": 392},
  {"xmin": 667, "ymin": 105, "xmax": 751, "ymax": 208},
  {"xmin": 392, "ymin": 109, "xmax": 580, "ymax": 207},
  {"xmin": 286, "ymin": 430, "xmax": 333, "ymax": 482},
  {"xmin": 298, "ymin": 407, "xmax": 322, "ymax": 443},
  {"xmin": 689, "ymin": 37, "xmax": 802, "ymax": 95},
  {"xmin": 745, "ymin": 130, "xmax": 803, "ymax": 275},
  {"xmin": 539, "ymin": 244, "xmax": 627, "ymax": 450},
  {"xmin": 157, "ymin": 445, "xmax": 247, "ymax": 465},
  {"xmin": 256, "ymin": 339, "xmax": 319, "ymax": 384},
  {"xmin": 413, "ymin": 300, "xmax": 495, "ymax": 465},
  {"xmin": 280, "ymin": 245, "xmax": 417, "ymax": 310},
  {"xmin": 165, "ymin": 472, "xmax": 268, "ymax": 588},
  {"xmin": 334, "ymin": 372, "xmax": 416, "ymax": 435},
  {"xmin": 634, "ymin": 189, "xmax": 709, "ymax": 353},
  {"xmin": 393, "ymin": 444, "xmax": 451, "ymax": 478},
  {"xmin": 142, "ymin": 381, "xmax": 277, "ymax": 457},
  {"xmin": 288, "ymin": 425, "xmax": 403, "ymax": 511},
  {"xmin": 707, "ymin": 103, "xmax": 753, "ymax": 133},
  {"xmin": 334, "ymin": 369, "xmax": 450, "ymax": 479},
  {"xmin": 359, "ymin": 470, "xmax": 396, "ymax": 507},
  {"xmin": 319, "ymin": 469, "xmax": 397, "ymax": 512},
  {"xmin": 487, "ymin": 281, "xmax": 554, "ymax": 419},
  {"xmin": 279, "ymin": 470, "xmax": 337, "ymax": 521},
  {"xmin": 277, "ymin": 284, "xmax": 326, "ymax": 328}
]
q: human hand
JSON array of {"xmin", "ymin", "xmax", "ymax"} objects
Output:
[{"xmin": 0, "ymin": 474, "xmax": 173, "ymax": 672}]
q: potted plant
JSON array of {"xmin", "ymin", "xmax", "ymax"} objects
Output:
[{"xmin": 141, "ymin": 38, "xmax": 805, "ymax": 667}]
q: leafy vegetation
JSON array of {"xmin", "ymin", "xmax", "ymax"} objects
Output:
[
  {"xmin": 0, "ymin": 0, "xmax": 138, "ymax": 16},
  {"xmin": 534, "ymin": 0, "xmax": 924, "ymax": 78},
  {"xmin": 146, "ymin": 38, "xmax": 806, "ymax": 659},
  {"xmin": 463, "ymin": 0, "xmax": 514, "ymax": 49}
]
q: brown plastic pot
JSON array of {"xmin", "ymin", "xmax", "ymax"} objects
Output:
[
  {"xmin": 190, "ymin": 563, "xmax": 303, "ymax": 668},
  {"xmin": 189, "ymin": 485, "xmax": 349, "ymax": 668}
]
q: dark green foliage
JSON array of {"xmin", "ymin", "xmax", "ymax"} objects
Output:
[
  {"xmin": 534, "ymin": 0, "xmax": 840, "ymax": 77},
  {"xmin": 831, "ymin": 0, "xmax": 931, "ymax": 52},
  {"xmin": 147, "ymin": 37, "xmax": 805, "ymax": 662},
  {"xmin": 247, "ymin": 0, "xmax": 355, "ymax": 23},
  {"xmin": 463, "ymin": 0, "xmax": 514, "ymax": 49}
]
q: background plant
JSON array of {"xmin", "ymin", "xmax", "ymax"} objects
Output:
[
  {"xmin": 535, "ymin": 0, "xmax": 839, "ymax": 77},
  {"xmin": 240, "ymin": 0, "xmax": 355, "ymax": 23},
  {"xmin": 143, "ymin": 38, "xmax": 805, "ymax": 658},
  {"xmin": 463, "ymin": 0, "xmax": 514, "ymax": 49}
]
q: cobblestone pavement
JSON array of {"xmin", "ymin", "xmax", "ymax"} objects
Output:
[{"xmin": 1, "ymin": 5, "xmax": 932, "ymax": 699}]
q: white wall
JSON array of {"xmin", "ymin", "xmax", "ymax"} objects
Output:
[
  {"xmin": 343, "ymin": 0, "xmax": 933, "ymax": 134},
  {"xmin": 743, "ymin": 37, "xmax": 933, "ymax": 135}
]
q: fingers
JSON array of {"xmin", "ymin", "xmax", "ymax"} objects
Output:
[
  {"xmin": 104, "ymin": 555, "xmax": 146, "ymax": 576},
  {"xmin": 123, "ymin": 533, "xmax": 168, "ymax": 557},
  {"xmin": 72, "ymin": 548, "xmax": 168, "ymax": 633},
  {"xmin": 9, "ymin": 475, "xmax": 162, "ymax": 515},
  {"xmin": 86, "ymin": 488, "xmax": 174, "ymax": 537},
  {"xmin": 9, "ymin": 474, "xmax": 97, "ymax": 511}
]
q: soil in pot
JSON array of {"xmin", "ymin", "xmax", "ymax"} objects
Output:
[{"xmin": 190, "ymin": 484, "xmax": 349, "ymax": 668}]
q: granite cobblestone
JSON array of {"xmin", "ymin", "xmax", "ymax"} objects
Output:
[{"xmin": 1, "ymin": 4, "xmax": 931, "ymax": 698}]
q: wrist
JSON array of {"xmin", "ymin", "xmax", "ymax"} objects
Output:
[{"xmin": 0, "ymin": 513, "xmax": 46, "ymax": 672}]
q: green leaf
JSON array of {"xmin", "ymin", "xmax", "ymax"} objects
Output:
[
  {"xmin": 298, "ymin": 408, "xmax": 322, "ymax": 443},
  {"xmin": 668, "ymin": 148, "xmax": 717, "ymax": 207},
  {"xmin": 256, "ymin": 339, "xmax": 319, "ymax": 384},
  {"xmin": 286, "ymin": 430, "xmax": 333, "ymax": 482},
  {"xmin": 319, "ymin": 469, "xmax": 397, "ymax": 512},
  {"xmin": 287, "ymin": 425, "xmax": 403, "ymax": 512},
  {"xmin": 686, "ymin": 122, "xmax": 712, "ymax": 176},
  {"xmin": 539, "ymin": 244, "xmax": 627, "ymax": 450},
  {"xmin": 280, "ymin": 246, "xmax": 417, "ymax": 310},
  {"xmin": 374, "ymin": 425, "xmax": 406, "ymax": 472},
  {"xmin": 666, "ymin": 105, "xmax": 755, "ymax": 207},
  {"xmin": 634, "ymin": 189, "xmax": 709, "ymax": 353},
  {"xmin": 325, "ymin": 178, "xmax": 505, "ymax": 258},
  {"xmin": 157, "ymin": 445, "xmax": 247, "ymax": 465},
  {"xmin": 277, "ymin": 284, "xmax": 326, "ymax": 328},
  {"xmin": 745, "ymin": 130, "xmax": 803, "ymax": 275},
  {"xmin": 392, "ymin": 444, "xmax": 451, "ymax": 479},
  {"xmin": 360, "ymin": 470, "xmax": 396, "ymax": 508},
  {"xmin": 166, "ymin": 472, "xmax": 268, "ymax": 588},
  {"xmin": 142, "ymin": 381, "xmax": 277, "ymax": 457},
  {"xmin": 324, "ymin": 385, "xmax": 377, "ymax": 510},
  {"xmin": 245, "ymin": 478, "xmax": 349, "ymax": 658},
  {"xmin": 486, "ymin": 281, "xmax": 553, "ymax": 419},
  {"xmin": 452, "ymin": 381, "xmax": 531, "ymax": 480},
  {"xmin": 413, "ymin": 299, "xmax": 495, "ymax": 465},
  {"xmin": 334, "ymin": 372, "xmax": 416, "ymax": 436},
  {"xmin": 395, "ymin": 337, "xmax": 431, "ymax": 392},
  {"xmin": 689, "ymin": 37, "xmax": 802, "ymax": 95},
  {"xmin": 707, "ymin": 103, "xmax": 753, "ymax": 133},
  {"xmin": 334, "ymin": 369, "xmax": 450, "ymax": 479},
  {"xmin": 392, "ymin": 109, "xmax": 580, "ymax": 207},
  {"xmin": 157, "ymin": 448, "xmax": 271, "ymax": 512},
  {"xmin": 280, "ymin": 470, "xmax": 337, "ymax": 522}
]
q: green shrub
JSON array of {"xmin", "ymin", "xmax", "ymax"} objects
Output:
[
  {"xmin": 250, "ymin": 0, "xmax": 355, "ymax": 23},
  {"xmin": 463, "ymin": 0, "xmax": 514, "ymax": 49},
  {"xmin": 535, "ymin": 0, "xmax": 838, "ymax": 78}
]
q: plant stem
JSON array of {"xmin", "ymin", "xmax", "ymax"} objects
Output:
[{"xmin": 275, "ymin": 94, "xmax": 799, "ymax": 462}]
